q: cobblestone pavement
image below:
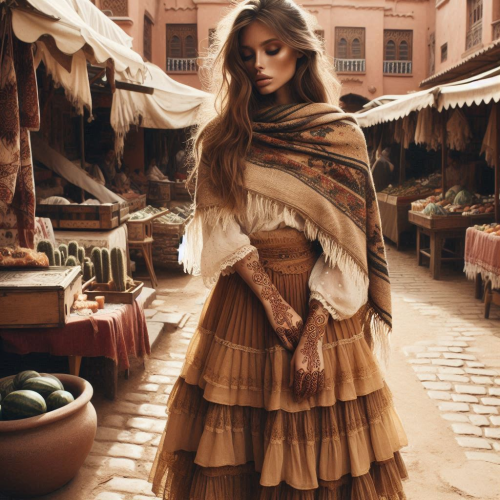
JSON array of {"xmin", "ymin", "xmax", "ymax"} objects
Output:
[{"xmin": 5, "ymin": 245, "xmax": 499, "ymax": 500}]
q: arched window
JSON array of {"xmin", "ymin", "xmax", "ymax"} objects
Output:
[
  {"xmin": 338, "ymin": 38, "xmax": 347, "ymax": 59},
  {"xmin": 352, "ymin": 38, "xmax": 361, "ymax": 58},
  {"xmin": 185, "ymin": 35, "xmax": 197, "ymax": 58},
  {"xmin": 399, "ymin": 40, "xmax": 409, "ymax": 60},
  {"xmin": 385, "ymin": 40, "xmax": 396, "ymax": 60},
  {"xmin": 170, "ymin": 35, "xmax": 181, "ymax": 58}
]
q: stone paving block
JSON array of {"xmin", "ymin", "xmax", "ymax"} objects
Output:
[
  {"xmin": 451, "ymin": 394, "xmax": 479, "ymax": 403},
  {"xmin": 465, "ymin": 368, "xmax": 498, "ymax": 376},
  {"xmin": 455, "ymin": 437, "xmax": 491, "ymax": 449},
  {"xmin": 153, "ymin": 312, "xmax": 184, "ymax": 327},
  {"xmin": 438, "ymin": 402, "xmax": 470, "ymax": 412},
  {"xmin": 438, "ymin": 341, "xmax": 468, "ymax": 348},
  {"xmin": 416, "ymin": 340, "xmax": 435, "ymax": 346},
  {"xmin": 472, "ymin": 404, "xmax": 499, "ymax": 415},
  {"xmin": 432, "ymin": 359, "xmax": 464, "ymax": 367},
  {"xmin": 147, "ymin": 375, "xmax": 172, "ymax": 385},
  {"xmin": 417, "ymin": 352, "xmax": 441, "ymax": 359},
  {"xmin": 464, "ymin": 347, "xmax": 481, "ymax": 353},
  {"xmin": 490, "ymin": 416, "xmax": 500, "ymax": 426},
  {"xmin": 91, "ymin": 441, "xmax": 158, "ymax": 462},
  {"xmin": 466, "ymin": 361, "xmax": 486, "ymax": 368},
  {"xmin": 484, "ymin": 428, "xmax": 500, "ymax": 439},
  {"xmin": 468, "ymin": 415, "xmax": 490, "ymax": 427},
  {"xmin": 455, "ymin": 385, "xmax": 487, "ymax": 395},
  {"xmin": 403, "ymin": 346, "xmax": 427, "ymax": 355},
  {"xmin": 465, "ymin": 452, "xmax": 500, "ymax": 465},
  {"xmin": 417, "ymin": 373, "xmax": 437, "ymax": 381},
  {"xmin": 144, "ymin": 309, "xmax": 158, "ymax": 319},
  {"xmin": 480, "ymin": 397, "xmax": 500, "ymax": 406},
  {"xmin": 95, "ymin": 493, "xmax": 125, "ymax": 500},
  {"xmin": 124, "ymin": 393, "xmax": 151, "ymax": 403},
  {"xmin": 495, "ymin": 379, "xmax": 500, "ymax": 385},
  {"xmin": 437, "ymin": 374, "xmax": 469, "ymax": 383},
  {"xmin": 104, "ymin": 478, "xmax": 155, "ymax": 496},
  {"xmin": 428, "ymin": 347, "xmax": 451, "ymax": 352},
  {"xmin": 489, "ymin": 387, "xmax": 500, "ymax": 396},
  {"xmin": 494, "ymin": 442, "xmax": 500, "ymax": 452},
  {"xmin": 146, "ymin": 322, "xmax": 165, "ymax": 347},
  {"xmin": 412, "ymin": 365, "xmax": 439, "ymax": 373},
  {"xmin": 427, "ymin": 391, "xmax": 452, "ymax": 401},
  {"xmin": 102, "ymin": 415, "xmax": 127, "ymax": 428},
  {"xmin": 126, "ymin": 417, "xmax": 166, "ymax": 434},
  {"xmin": 437, "ymin": 367, "xmax": 466, "ymax": 375},
  {"xmin": 150, "ymin": 299, "xmax": 166, "ymax": 308},
  {"xmin": 86, "ymin": 456, "xmax": 136, "ymax": 472},
  {"xmin": 451, "ymin": 423, "xmax": 482, "ymax": 436},
  {"xmin": 115, "ymin": 401, "xmax": 167, "ymax": 418},
  {"xmin": 138, "ymin": 384, "xmax": 160, "ymax": 393},
  {"xmin": 422, "ymin": 381, "xmax": 452, "ymax": 391},
  {"xmin": 459, "ymin": 337, "xmax": 476, "ymax": 342},
  {"xmin": 443, "ymin": 353, "xmax": 476, "ymax": 361},
  {"xmin": 448, "ymin": 347, "xmax": 464, "ymax": 353},
  {"xmin": 441, "ymin": 413, "xmax": 469, "ymax": 423},
  {"xmin": 470, "ymin": 376, "xmax": 493, "ymax": 385},
  {"xmin": 96, "ymin": 427, "xmax": 156, "ymax": 445},
  {"xmin": 409, "ymin": 358, "xmax": 431, "ymax": 365}
]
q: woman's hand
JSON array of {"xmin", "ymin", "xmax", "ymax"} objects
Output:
[
  {"xmin": 290, "ymin": 299, "xmax": 327, "ymax": 401},
  {"xmin": 234, "ymin": 252, "xmax": 303, "ymax": 350}
]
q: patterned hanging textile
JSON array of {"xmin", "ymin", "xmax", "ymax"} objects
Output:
[{"xmin": 0, "ymin": 15, "xmax": 40, "ymax": 248}]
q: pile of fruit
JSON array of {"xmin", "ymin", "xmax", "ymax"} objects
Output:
[
  {"xmin": 381, "ymin": 172, "xmax": 442, "ymax": 196},
  {"xmin": 411, "ymin": 186, "xmax": 496, "ymax": 216},
  {"xmin": 0, "ymin": 371, "xmax": 74, "ymax": 421},
  {"xmin": 473, "ymin": 223, "xmax": 500, "ymax": 236}
]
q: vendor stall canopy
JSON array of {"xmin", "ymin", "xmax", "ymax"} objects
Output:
[
  {"xmin": 3, "ymin": 0, "xmax": 209, "ymax": 139},
  {"xmin": 356, "ymin": 65, "xmax": 500, "ymax": 128}
]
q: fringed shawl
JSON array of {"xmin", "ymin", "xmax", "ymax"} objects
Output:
[{"xmin": 185, "ymin": 103, "xmax": 392, "ymax": 362}]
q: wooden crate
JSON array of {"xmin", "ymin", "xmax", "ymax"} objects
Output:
[
  {"xmin": 0, "ymin": 266, "xmax": 82, "ymax": 328},
  {"xmin": 122, "ymin": 194, "xmax": 147, "ymax": 214},
  {"xmin": 408, "ymin": 211, "xmax": 495, "ymax": 230},
  {"xmin": 147, "ymin": 180, "xmax": 174, "ymax": 207},
  {"xmin": 83, "ymin": 278, "xmax": 144, "ymax": 305},
  {"xmin": 36, "ymin": 202, "xmax": 128, "ymax": 230}
]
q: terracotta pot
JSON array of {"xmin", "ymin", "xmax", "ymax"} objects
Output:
[{"xmin": 0, "ymin": 374, "xmax": 97, "ymax": 497}]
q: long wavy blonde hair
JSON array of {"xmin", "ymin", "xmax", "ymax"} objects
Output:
[{"xmin": 188, "ymin": 0, "xmax": 341, "ymax": 209}]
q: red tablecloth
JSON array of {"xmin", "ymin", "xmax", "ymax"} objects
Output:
[
  {"xmin": 464, "ymin": 226, "xmax": 500, "ymax": 289},
  {"xmin": 0, "ymin": 301, "xmax": 150, "ymax": 369}
]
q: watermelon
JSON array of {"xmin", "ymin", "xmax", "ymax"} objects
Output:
[
  {"xmin": 13, "ymin": 370, "xmax": 40, "ymax": 390},
  {"xmin": 46, "ymin": 390, "xmax": 75, "ymax": 411},
  {"xmin": 2, "ymin": 390, "xmax": 47, "ymax": 420},
  {"xmin": 40, "ymin": 373, "xmax": 64, "ymax": 391},
  {"xmin": 22, "ymin": 377, "xmax": 61, "ymax": 398},
  {"xmin": 0, "ymin": 376, "xmax": 15, "ymax": 398},
  {"xmin": 445, "ymin": 185, "xmax": 463, "ymax": 202},
  {"xmin": 454, "ymin": 190, "xmax": 473, "ymax": 206}
]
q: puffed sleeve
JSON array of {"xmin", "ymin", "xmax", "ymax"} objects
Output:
[
  {"xmin": 181, "ymin": 213, "xmax": 258, "ymax": 288},
  {"xmin": 308, "ymin": 254, "xmax": 368, "ymax": 320}
]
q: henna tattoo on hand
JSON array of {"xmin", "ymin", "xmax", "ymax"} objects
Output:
[
  {"xmin": 245, "ymin": 256, "xmax": 302, "ymax": 349},
  {"xmin": 293, "ymin": 301, "xmax": 327, "ymax": 401}
]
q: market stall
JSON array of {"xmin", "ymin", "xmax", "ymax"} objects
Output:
[{"xmin": 464, "ymin": 224, "xmax": 500, "ymax": 318}]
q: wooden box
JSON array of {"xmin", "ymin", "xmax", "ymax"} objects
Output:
[
  {"xmin": 83, "ymin": 278, "xmax": 144, "ymax": 305},
  {"xmin": 0, "ymin": 267, "xmax": 82, "ymax": 328},
  {"xmin": 408, "ymin": 210, "xmax": 495, "ymax": 230},
  {"xmin": 147, "ymin": 180, "xmax": 174, "ymax": 207},
  {"xmin": 36, "ymin": 202, "xmax": 129, "ymax": 230}
]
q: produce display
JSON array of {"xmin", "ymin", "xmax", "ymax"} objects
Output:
[
  {"xmin": 473, "ymin": 223, "xmax": 500, "ymax": 237},
  {"xmin": 411, "ymin": 189, "xmax": 496, "ymax": 216},
  {"xmin": 380, "ymin": 172, "xmax": 442, "ymax": 196},
  {"xmin": 129, "ymin": 204, "xmax": 193, "ymax": 224},
  {"xmin": 0, "ymin": 371, "xmax": 75, "ymax": 421}
]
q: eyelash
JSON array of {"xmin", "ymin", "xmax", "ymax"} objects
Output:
[{"xmin": 241, "ymin": 48, "xmax": 280, "ymax": 62}]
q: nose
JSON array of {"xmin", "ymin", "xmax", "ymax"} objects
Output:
[{"xmin": 254, "ymin": 51, "xmax": 264, "ymax": 71}]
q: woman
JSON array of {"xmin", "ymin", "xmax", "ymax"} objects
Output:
[{"xmin": 149, "ymin": 0, "xmax": 408, "ymax": 498}]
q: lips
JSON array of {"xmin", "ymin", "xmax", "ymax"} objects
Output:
[{"xmin": 255, "ymin": 74, "xmax": 272, "ymax": 88}]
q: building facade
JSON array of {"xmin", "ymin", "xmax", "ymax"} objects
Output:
[{"xmin": 94, "ymin": 0, "xmax": 500, "ymax": 108}]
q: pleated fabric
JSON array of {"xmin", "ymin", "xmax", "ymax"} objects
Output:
[{"xmin": 149, "ymin": 228, "xmax": 408, "ymax": 499}]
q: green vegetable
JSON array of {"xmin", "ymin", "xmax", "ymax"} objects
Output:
[
  {"xmin": 46, "ymin": 390, "xmax": 75, "ymax": 411},
  {"xmin": 2, "ymin": 390, "xmax": 47, "ymax": 420},
  {"xmin": 22, "ymin": 377, "xmax": 61, "ymax": 399},
  {"xmin": 13, "ymin": 370, "xmax": 40, "ymax": 390}
]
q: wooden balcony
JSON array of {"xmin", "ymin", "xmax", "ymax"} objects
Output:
[
  {"xmin": 383, "ymin": 60, "xmax": 412, "ymax": 75},
  {"xmin": 167, "ymin": 58, "xmax": 197, "ymax": 73},
  {"xmin": 466, "ymin": 23, "xmax": 482, "ymax": 51},
  {"xmin": 334, "ymin": 58, "xmax": 365, "ymax": 73}
]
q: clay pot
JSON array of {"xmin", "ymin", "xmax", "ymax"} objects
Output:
[{"xmin": 0, "ymin": 374, "xmax": 97, "ymax": 497}]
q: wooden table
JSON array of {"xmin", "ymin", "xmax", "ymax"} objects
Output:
[{"xmin": 409, "ymin": 211, "xmax": 495, "ymax": 280}]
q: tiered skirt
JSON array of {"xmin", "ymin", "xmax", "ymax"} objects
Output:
[{"xmin": 149, "ymin": 228, "xmax": 408, "ymax": 499}]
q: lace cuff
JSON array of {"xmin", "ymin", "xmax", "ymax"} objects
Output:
[
  {"xmin": 309, "ymin": 291, "xmax": 346, "ymax": 321},
  {"xmin": 203, "ymin": 244, "xmax": 259, "ymax": 288}
]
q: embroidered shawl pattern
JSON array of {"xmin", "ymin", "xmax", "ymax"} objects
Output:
[{"xmin": 186, "ymin": 103, "xmax": 392, "ymax": 361}]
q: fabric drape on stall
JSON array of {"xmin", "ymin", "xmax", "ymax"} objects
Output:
[
  {"xmin": 415, "ymin": 108, "xmax": 442, "ymax": 152},
  {"xmin": 402, "ymin": 112, "xmax": 417, "ymax": 149},
  {"xmin": 446, "ymin": 108, "xmax": 472, "ymax": 152},
  {"xmin": 0, "ymin": 20, "xmax": 40, "ymax": 248},
  {"xmin": 480, "ymin": 105, "xmax": 498, "ymax": 169}
]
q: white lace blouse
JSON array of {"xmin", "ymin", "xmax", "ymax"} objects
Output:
[{"xmin": 189, "ymin": 206, "xmax": 368, "ymax": 321}]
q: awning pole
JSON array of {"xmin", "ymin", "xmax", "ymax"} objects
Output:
[
  {"xmin": 80, "ymin": 112, "xmax": 86, "ymax": 203},
  {"xmin": 441, "ymin": 110, "xmax": 447, "ymax": 196},
  {"xmin": 496, "ymin": 102, "xmax": 500, "ymax": 222},
  {"xmin": 399, "ymin": 133, "xmax": 405, "ymax": 186}
]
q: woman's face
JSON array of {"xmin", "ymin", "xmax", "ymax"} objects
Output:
[{"xmin": 239, "ymin": 20, "xmax": 302, "ymax": 104}]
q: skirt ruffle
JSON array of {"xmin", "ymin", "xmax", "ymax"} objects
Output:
[{"xmin": 149, "ymin": 229, "xmax": 408, "ymax": 499}]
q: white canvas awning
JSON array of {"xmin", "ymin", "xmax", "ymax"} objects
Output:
[
  {"xmin": 111, "ymin": 62, "xmax": 209, "ymax": 153},
  {"xmin": 356, "ymin": 65, "xmax": 500, "ymax": 128}
]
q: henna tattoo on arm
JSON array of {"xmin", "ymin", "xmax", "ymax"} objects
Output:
[
  {"xmin": 234, "ymin": 252, "xmax": 302, "ymax": 350},
  {"xmin": 293, "ymin": 300, "xmax": 327, "ymax": 401}
]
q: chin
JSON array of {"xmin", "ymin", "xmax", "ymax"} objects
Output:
[{"xmin": 256, "ymin": 86, "xmax": 277, "ymax": 96}]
